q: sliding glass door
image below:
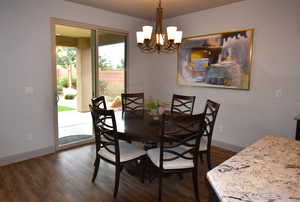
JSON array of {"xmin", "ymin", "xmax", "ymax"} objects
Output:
[
  {"xmin": 54, "ymin": 21, "xmax": 127, "ymax": 150},
  {"xmin": 95, "ymin": 30, "xmax": 127, "ymax": 110},
  {"xmin": 55, "ymin": 24, "xmax": 94, "ymax": 148}
]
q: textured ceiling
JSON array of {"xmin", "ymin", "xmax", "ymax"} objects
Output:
[{"xmin": 65, "ymin": 0, "xmax": 246, "ymax": 20}]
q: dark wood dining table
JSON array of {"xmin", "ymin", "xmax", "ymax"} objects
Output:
[
  {"xmin": 114, "ymin": 111, "xmax": 162, "ymax": 143},
  {"xmin": 112, "ymin": 110, "xmax": 203, "ymax": 182}
]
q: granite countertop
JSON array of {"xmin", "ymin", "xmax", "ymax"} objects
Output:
[
  {"xmin": 295, "ymin": 114, "xmax": 300, "ymax": 120},
  {"xmin": 207, "ymin": 136, "xmax": 300, "ymax": 202}
]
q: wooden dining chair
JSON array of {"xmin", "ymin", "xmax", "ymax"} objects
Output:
[
  {"xmin": 199, "ymin": 99, "xmax": 220, "ymax": 170},
  {"xmin": 121, "ymin": 93, "xmax": 144, "ymax": 116},
  {"xmin": 146, "ymin": 113, "xmax": 206, "ymax": 202},
  {"xmin": 171, "ymin": 94, "xmax": 195, "ymax": 115},
  {"xmin": 91, "ymin": 96, "xmax": 107, "ymax": 110},
  {"xmin": 89, "ymin": 105, "xmax": 146, "ymax": 198}
]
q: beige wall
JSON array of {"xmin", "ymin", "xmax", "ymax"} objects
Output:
[
  {"xmin": 0, "ymin": 0, "xmax": 151, "ymax": 162},
  {"xmin": 1, "ymin": 0, "xmax": 298, "ymax": 165},
  {"xmin": 147, "ymin": 0, "xmax": 300, "ymax": 150}
]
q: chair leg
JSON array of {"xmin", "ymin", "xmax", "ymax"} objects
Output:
[
  {"xmin": 92, "ymin": 155, "xmax": 100, "ymax": 182},
  {"xmin": 192, "ymin": 168, "xmax": 200, "ymax": 202},
  {"xmin": 178, "ymin": 173, "xmax": 183, "ymax": 180},
  {"xmin": 206, "ymin": 150, "xmax": 212, "ymax": 170},
  {"xmin": 113, "ymin": 165, "xmax": 122, "ymax": 198},
  {"xmin": 140, "ymin": 158, "xmax": 145, "ymax": 184},
  {"xmin": 199, "ymin": 152, "xmax": 204, "ymax": 163},
  {"xmin": 158, "ymin": 171, "xmax": 162, "ymax": 202}
]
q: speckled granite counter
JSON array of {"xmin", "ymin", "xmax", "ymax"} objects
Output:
[{"xmin": 207, "ymin": 136, "xmax": 300, "ymax": 202}]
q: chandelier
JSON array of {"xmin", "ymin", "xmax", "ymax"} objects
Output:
[{"xmin": 136, "ymin": 0, "xmax": 183, "ymax": 53}]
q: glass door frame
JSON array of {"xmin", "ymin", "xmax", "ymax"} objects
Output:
[
  {"xmin": 50, "ymin": 18, "xmax": 128, "ymax": 151},
  {"xmin": 93, "ymin": 30, "xmax": 128, "ymax": 98}
]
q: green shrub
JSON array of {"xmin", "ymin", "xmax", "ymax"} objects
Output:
[
  {"xmin": 57, "ymin": 85, "xmax": 63, "ymax": 94},
  {"xmin": 64, "ymin": 94, "xmax": 76, "ymax": 100},
  {"xmin": 58, "ymin": 77, "xmax": 77, "ymax": 89}
]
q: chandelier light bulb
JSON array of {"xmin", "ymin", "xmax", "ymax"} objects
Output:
[
  {"xmin": 142, "ymin": 26, "xmax": 153, "ymax": 39},
  {"xmin": 167, "ymin": 26, "xmax": 177, "ymax": 40},
  {"xmin": 174, "ymin": 31, "xmax": 183, "ymax": 44},
  {"xmin": 136, "ymin": 31, "xmax": 145, "ymax": 43}
]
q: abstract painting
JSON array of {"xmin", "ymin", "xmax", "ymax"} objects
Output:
[{"xmin": 177, "ymin": 29, "xmax": 254, "ymax": 90}]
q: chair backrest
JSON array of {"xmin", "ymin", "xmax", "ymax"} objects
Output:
[
  {"xmin": 91, "ymin": 96, "xmax": 107, "ymax": 110},
  {"xmin": 159, "ymin": 113, "xmax": 206, "ymax": 169},
  {"xmin": 171, "ymin": 94, "xmax": 196, "ymax": 115},
  {"xmin": 89, "ymin": 105, "xmax": 121, "ymax": 162},
  {"xmin": 121, "ymin": 93, "xmax": 144, "ymax": 115},
  {"xmin": 203, "ymin": 99, "xmax": 220, "ymax": 150}
]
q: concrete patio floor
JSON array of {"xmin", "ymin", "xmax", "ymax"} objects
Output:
[
  {"xmin": 57, "ymin": 95, "xmax": 121, "ymax": 142},
  {"xmin": 57, "ymin": 95, "xmax": 92, "ymax": 139},
  {"xmin": 58, "ymin": 110, "xmax": 93, "ymax": 138}
]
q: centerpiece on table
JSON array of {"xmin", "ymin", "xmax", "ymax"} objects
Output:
[{"xmin": 145, "ymin": 98, "xmax": 169, "ymax": 120}]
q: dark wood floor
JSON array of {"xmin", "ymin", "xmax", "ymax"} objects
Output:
[{"xmin": 0, "ymin": 144, "xmax": 235, "ymax": 202}]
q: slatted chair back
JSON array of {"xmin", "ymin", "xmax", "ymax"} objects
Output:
[
  {"xmin": 171, "ymin": 94, "xmax": 195, "ymax": 115},
  {"xmin": 159, "ymin": 113, "xmax": 205, "ymax": 170},
  {"xmin": 89, "ymin": 106, "xmax": 120, "ymax": 163},
  {"xmin": 203, "ymin": 99, "xmax": 220, "ymax": 151},
  {"xmin": 91, "ymin": 96, "xmax": 107, "ymax": 110},
  {"xmin": 121, "ymin": 93, "xmax": 144, "ymax": 116}
]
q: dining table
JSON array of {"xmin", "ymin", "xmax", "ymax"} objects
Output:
[
  {"xmin": 207, "ymin": 136, "xmax": 300, "ymax": 202},
  {"xmin": 114, "ymin": 110, "xmax": 162, "ymax": 143},
  {"xmin": 112, "ymin": 110, "xmax": 198, "ymax": 181},
  {"xmin": 113, "ymin": 110, "xmax": 196, "ymax": 143}
]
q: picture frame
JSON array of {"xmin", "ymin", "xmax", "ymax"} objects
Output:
[{"xmin": 177, "ymin": 28, "xmax": 254, "ymax": 90}]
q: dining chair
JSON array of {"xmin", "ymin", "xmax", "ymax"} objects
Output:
[
  {"xmin": 170, "ymin": 94, "xmax": 196, "ymax": 115},
  {"xmin": 91, "ymin": 96, "xmax": 107, "ymax": 110},
  {"xmin": 121, "ymin": 93, "xmax": 144, "ymax": 116},
  {"xmin": 200, "ymin": 99, "xmax": 220, "ymax": 170},
  {"xmin": 89, "ymin": 105, "xmax": 146, "ymax": 198},
  {"xmin": 146, "ymin": 113, "xmax": 206, "ymax": 202}
]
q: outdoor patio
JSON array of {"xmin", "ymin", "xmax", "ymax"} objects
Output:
[{"xmin": 57, "ymin": 95, "xmax": 93, "ymax": 145}]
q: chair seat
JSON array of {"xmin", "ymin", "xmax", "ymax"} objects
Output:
[
  {"xmin": 99, "ymin": 142, "xmax": 146, "ymax": 162},
  {"xmin": 147, "ymin": 146, "xmax": 194, "ymax": 170}
]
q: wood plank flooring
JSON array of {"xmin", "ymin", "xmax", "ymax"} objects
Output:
[{"xmin": 0, "ymin": 144, "xmax": 236, "ymax": 202}]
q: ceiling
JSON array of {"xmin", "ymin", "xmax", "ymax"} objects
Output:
[
  {"xmin": 65, "ymin": 0, "xmax": 246, "ymax": 20},
  {"xmin": 56, "ymin": 25, "xmax": 91, "ymax": 38}
]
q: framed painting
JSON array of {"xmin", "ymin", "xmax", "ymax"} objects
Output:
[{"xmin": 177, "ymin": 28, "xmax": 254, "ymax": 90}]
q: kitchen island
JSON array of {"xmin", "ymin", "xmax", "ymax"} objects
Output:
[{"xmin": 207, "ymin": 136, "xmax": 300, "ymax": 202}]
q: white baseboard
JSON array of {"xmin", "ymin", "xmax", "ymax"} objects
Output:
[
  {"xmin": 0, "ymin": 140, "xmax": 242, "ymax": 167},
  {"xmin": 212, "ymin": 140, "xmax": 243, "ymax": 152},
  {"xmin": 0, "ymin": 146, "xmax": 55, "ymax": 167}
]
